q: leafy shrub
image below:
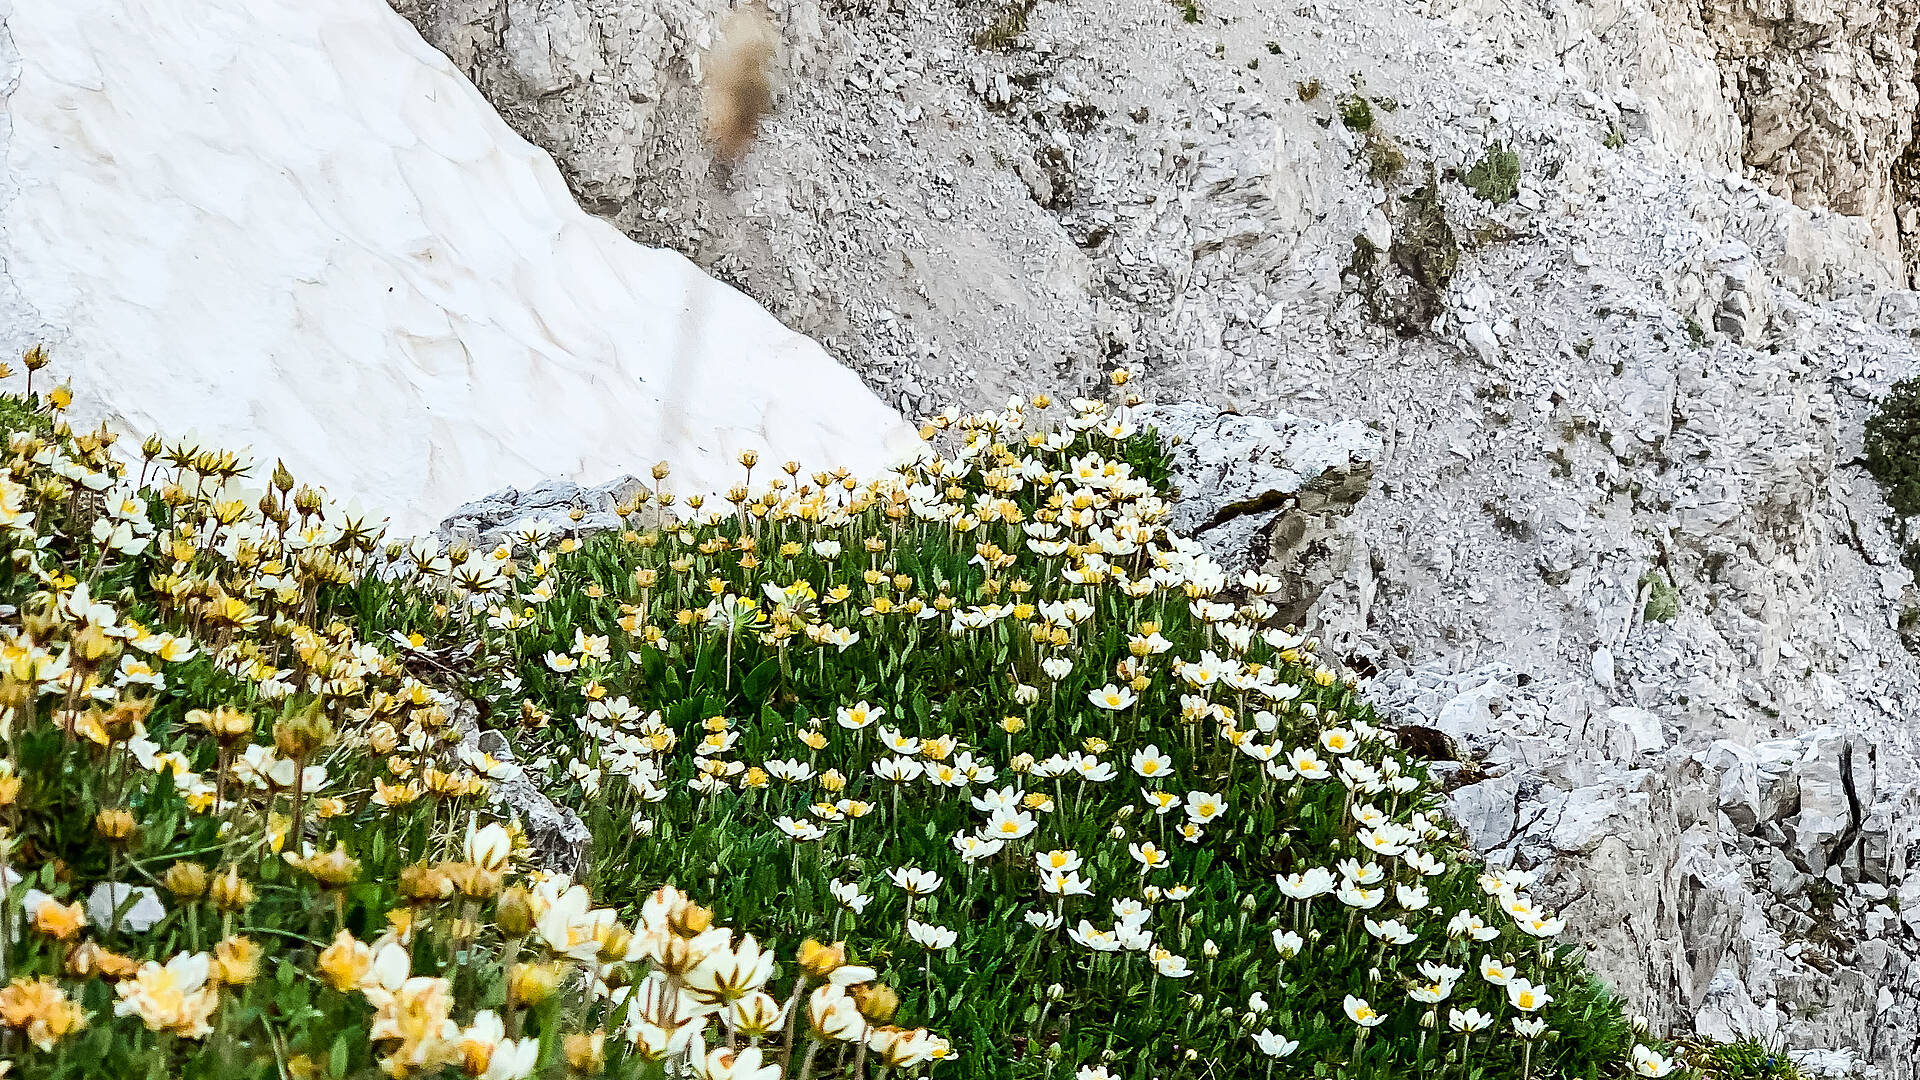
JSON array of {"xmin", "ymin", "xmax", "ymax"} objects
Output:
[
  {"xmin": 1863, "ymin": 377, "xmax": 1920, "ymax": 576},
  {"xmin": 1339, "ymin": 95, "xmax": 1374, "ymax": 132},
  {"xmin": 1464, "ymin": 143, "xmax": 1522, "ymax": 206},
  {"xmin": 1866, "ymin": 378, "xmax": 1920, "ymax": 518},
  {"xmin": 1685, "ymin": 1038, "xmax": 1800, "ymax": 1080},
  {"xmin": 1639, "ymin": 572, "xmax": 1678, "ymax": 624}
]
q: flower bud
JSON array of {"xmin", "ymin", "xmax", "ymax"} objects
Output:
[
  {"xmin": 94, "ymin": 807, "xmax": 138, "ymax": 843},
  {"xmin": 510, "ymin": 962, "xmax": 564, "ymax": 1007},
  {"xmin": 209, "ymin": 866, "xmax": 255, "ymax": 912},
  {"xmin": 564, "ymin": 1031, "xmax": 606, "ymax": 1074},
  {"xmin": 798, "ymin": 939, "xmax": 846, "ymax": 979},
  {"xmin": 853, "ymin": 983, "xmax": 899, "ymax": 1023},
  {"xmin": 164, "ymin": 861, "xmax": 209, "ymax": 900},
  {"xmin": 670, "ymin": 902, "xmax": 714, "ymax": 937},
  {"xmin": 495, "ymin": 886, "xmax": 535, "ymax": 937}
]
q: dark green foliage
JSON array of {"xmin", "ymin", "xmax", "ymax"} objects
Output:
[
  {"xmin": 1339, "ymin": 94, "xmax": 1374, "ymax": 132},
  {"xmin": 1464, "ymin": 142, "xmax": 1522, "ymax": 206},
  {"xmin": 1863, "ymin": 378, "xmax": 1920, "ymax": 578},
  {"xmin": 1686, "ymin": 1038, "xmax": 1802, "ymax": 1080},
  {"xmin": 1866, "ymin": 378, "xmax": 1920, "ymax": 517},
  {"xmin": 0, "ymin": 393, "xmax": 54, "ymax": 442}
]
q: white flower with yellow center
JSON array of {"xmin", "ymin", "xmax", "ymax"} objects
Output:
[{"xmin": 1343, "ymin": 995, "xmax": 1385, "ymax": 1028}]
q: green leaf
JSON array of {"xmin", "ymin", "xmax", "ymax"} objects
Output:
[{"xmin": 743, "ymin": 657, "xmax": 780, "ymax": 702}]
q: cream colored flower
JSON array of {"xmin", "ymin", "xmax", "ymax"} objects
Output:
[{"xmin": 113, "ymin": 951, "xmax": 219, "ymax": 1038}]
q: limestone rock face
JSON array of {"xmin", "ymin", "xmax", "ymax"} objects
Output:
[
  {"xmin": 1685, "ymin": 0, "xmax": 1920, "ymax": 276},
  {"xmin": 1374, "ymin": 666, "xmax": 1920, "ymax": 1072},
  {"xmin": 0, "ymin": 0, "xmax": 917, "ymax": 535}
]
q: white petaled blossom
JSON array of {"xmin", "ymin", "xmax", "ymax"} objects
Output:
[
  {"xmin": 1632, "ymin": 1045, "xmax": 1679, "ymax": 1077},
  {"xmin": 886, "ymin": 867, "xmax": 943, "ymax": 896},
  {"xmin": 906, "ymin": 920, "xmax": 958, "ymax": 950},
  {"xmin": 1252, "ymin": 1029, "xmax": 1299, "ymax": 1057}
]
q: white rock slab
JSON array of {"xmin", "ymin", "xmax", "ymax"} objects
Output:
[{"xmin": 0, "ymin": 0, "xmax": 919, "ymax": 533}]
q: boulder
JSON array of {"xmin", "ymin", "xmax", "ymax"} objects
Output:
[{"xmin": 1150, "ymin": 402, "xmax": 1377, "ymax": 618}]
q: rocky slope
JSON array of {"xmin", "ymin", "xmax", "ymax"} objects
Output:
[
  {"xmin": 395, "ymin": 0, "xmax": 1920, "ymax": 1069},
  {"xmin": 0, "ymin": 0, "xmax": 915, "ymax": 534}
]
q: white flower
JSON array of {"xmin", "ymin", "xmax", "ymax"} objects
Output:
[
  {"xmin": 1506, "ymin": 978, "xmax": 1552, "ymax": 1012},
  {"xmin": 829, "ymin": 880, "xmax": 870, "ymax": 914},
  {"xmin": 1087, "ymin": 684, "xmax": 1136, "ymax": 711},
  {"xmin": 906, "ymin": 920, "xmax": 957, "ymax": 950},
  {"xmin": 1286, "ymin": 746, "xmax": 1330, "ymax": 780},
  {"xmin": 952, "ymin": 834, "xmax": 1005, "ymax": 862},
  {"xmin": 1632, "ymin": 1045, "xmax": 1678, "ymax": 1077},
  {"xmin": 1517, "ymin": 913, "xmax": 1567, "ymax": 938},
  {"xmin": 984, "ymin": 807, "xmax": 1037, "ymax": 840},
  {"xmin": 465, "ymin": 819, "xmax": 513, "ymax": 872},
  {"xmin": 1343, "ymin": 995, "xmax": 1385, "ymax": 1027},
  {"xmin": 1513, "ymin": 1016, "xmax": 1548, "ymax": 1038},
  {"xmin": 1024, "ymin": 910, "xmax": 1063, "ymax": 931},
  {"xmin": 1130, "ymin": 745, "xmax": 1173, "ymax": 779},
  {"xmin": 1128, "ymin": 840, "xmax": 1169, "ymax": 869},
  {"xmin": 1039, "ymin": 870, "xmax": 1092, "ymax": 897},
  {"xmin": 1034, "ymin": 849, "xmax": 1082, "ymax": 874},
  {"xmin": 886, "ymin": 867, "xmax": 942, "ymax": 896},
  {"xmin": 1040, "ymin": 656, "xmax": 1074, "ymax": 680},
  {"xmin": 1271, "ymin": 929, "xmax": 1303, "ymax": 958},
  {"xmin": 1363, "ymin": 917, "xmax": 1417, "ymax": 945},
  {"xmin": 1479, "ymin": 954, "xmax": 1516, "ymax": 986},
  {"xmin": 1448, "ymin": 910, "xmax": 1501, "ymax": 941},
  {"xmin": 1276, "ymin": 867, "xmax": 1335, "ymax": 900},
  {"xmin": 836, "ymin": 701, "xmax": 883, "ymax": 730},
  {"xmin": 1335, "ymin": 884, "xmax": 1385, "ymax": 909},
  {"xmin": 1252, "ymin": 1029, "xmax": 1298, "ymax": 1057},
  {"xmin": 1067, "ymin": 921, "xmax": 1120, "ymax": 952},
  {"xmin": 1183, "ymin": 790, "xmax": 1226, "ymax": 825},
  {"xmin": 776, "ymin": 817, "xmax": 826, "ymax": 842},
  {"xmin": 1151, "ymin": 950, "xmax": 1191, "ymax": 977},
  {"xmin": 1449, "ymin": 1007, "xmax": 1494, "ymax": 1032},
  {"xmin": 85, "ymin": 882, "xmax": 165, "ymax": 933}
]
